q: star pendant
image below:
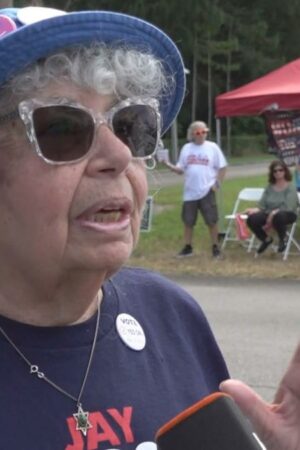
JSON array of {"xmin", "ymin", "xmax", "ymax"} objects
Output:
[{"xmin": 73, "ymin": 404, "xmax": 92, "ymax": 436}]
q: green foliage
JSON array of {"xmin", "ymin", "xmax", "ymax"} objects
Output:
[
  {"xmin": 14, "ymin": 0, "xmax": 300, "ymax": 139},
  {"xmin": 223, "ymin": 134, "xmax": 270, "ymax": 156}
]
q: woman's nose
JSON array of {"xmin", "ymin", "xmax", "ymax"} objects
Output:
[{"xmin": 85, "ymin": 124, "xmax": 132, "ymax": 176}]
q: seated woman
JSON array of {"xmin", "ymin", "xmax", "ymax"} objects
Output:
[{"xmin": 246, "ymin": 160, "xmax": 299, "ymax": 254}]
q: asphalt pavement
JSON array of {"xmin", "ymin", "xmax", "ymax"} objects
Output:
[{"xmin": 171, "ymin": 275, "xmax": 300, "ymax": 402}]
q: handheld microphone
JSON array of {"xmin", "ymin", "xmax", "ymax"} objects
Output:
[{"xmin": 156, "ymin": 392, "xmax": 266, "ymax": 450}]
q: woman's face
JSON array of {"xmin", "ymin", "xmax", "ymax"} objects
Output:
[
  {"xmin": 0, "ymin": 82, "xmax": 148, "ymax": 280},
  {"xmin": 272, "ymin": 165, "xmax": 285, "ymax": 181}
]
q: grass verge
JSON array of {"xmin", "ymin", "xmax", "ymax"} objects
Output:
[{"xmin": 130, "ymin": 175, "xmax": 300, "ymax": 280}]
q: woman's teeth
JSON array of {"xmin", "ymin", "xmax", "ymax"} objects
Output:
[{"xmin": 93, "ymin": 211, "xmax": 121, "ymax": 223}]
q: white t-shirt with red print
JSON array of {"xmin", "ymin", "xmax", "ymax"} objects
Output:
[{"xmin": 176, "ymin": 140, "xmax": 227, "ymax": 201}]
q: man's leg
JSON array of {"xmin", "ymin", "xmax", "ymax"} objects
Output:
[
  {"xmin": 184, "ymin": 224, "xmax": 194, "ymax": 246},
  {"xmin": 208, "ymin": 222, "xmax": 219, "ymax": 246},
  {"xmin": 198, "ymin": 190, "xmax": 221, "ymax": 257},
  {"xmin": 177, "ymin": 201, "xmax": 197, "ymax": 257}
]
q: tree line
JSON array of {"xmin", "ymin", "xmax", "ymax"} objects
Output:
[{"xmin": 7, "ymin": 0, "xmax": 300, "ymax": 146}]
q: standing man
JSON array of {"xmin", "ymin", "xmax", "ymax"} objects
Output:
[{"xmin": 165, "ymin": 121, "xmax": 227, "ymax": 258}]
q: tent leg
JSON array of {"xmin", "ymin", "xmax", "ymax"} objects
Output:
[
  {"xmin": 216, "ymin": 118, "xmax": 225, "ymax": 238},
  {"xmin": 216, "ymin": 117, "xmax": 222, "ymax": 147}
]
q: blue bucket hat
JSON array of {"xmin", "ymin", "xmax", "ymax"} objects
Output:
[{"xmin": 0, "ymin": 6, "xmax": 185, "ymax": 134}]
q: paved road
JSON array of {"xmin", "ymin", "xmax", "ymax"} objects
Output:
[
  {"xmin": 148, "ymin": 162, "xmax": 269, "ymax": 188},
  {"xmin": 171, "ymin": 275, "xmax": 299, "ymax": 402}
]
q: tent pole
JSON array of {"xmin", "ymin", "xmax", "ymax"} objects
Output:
[
  {"xmin": 216, "ymin": 118, "xmax": 225, "ymax": 238},
  {"xmin": 216, "ymin": 117, "xmax": 221, "ymax": 147}
]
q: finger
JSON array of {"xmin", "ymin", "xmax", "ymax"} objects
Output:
[
  {"xmin": 274, "ymin": 342, "xmax": 300, "ymax": 404},
  {"xmin": 220, "ymin": 379, "xmax": 274, "ymax": 438}
]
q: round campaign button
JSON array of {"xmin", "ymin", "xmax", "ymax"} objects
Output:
[
  {"xmin": 0, "ymin": 15, "xmax": 17, "ymax": 37},
  {"xmin": 116, "ymin": 313, "xmax": 146, "ymax": 351},
  {"xmin": 136, "ymin": 442, "xmax": 157, "ymax": 450}
]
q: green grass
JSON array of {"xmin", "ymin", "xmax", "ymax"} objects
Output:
[
  {"xmin": 130, "ymin": 175, "xmax": 300, "ymax": 279},
  {"xmin": 136, "ymin": 175, "xmax": 266, "ymax": 253},
  {"xmin": 227, "ymin": 153, "xmax": 274, "ymax": 166}
]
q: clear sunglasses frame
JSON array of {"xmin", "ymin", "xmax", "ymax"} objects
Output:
[{"xmin": 16, "ymin": 96, "xmax": 162, "ymax": 165}]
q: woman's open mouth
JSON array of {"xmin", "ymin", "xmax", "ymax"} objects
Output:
[{"xmin": 76, "ymin": 198, "xmax": 133, "ymax": 232}]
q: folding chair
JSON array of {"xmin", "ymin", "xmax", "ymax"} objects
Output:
[
  {"xmin": 282, "ymin": 192, "xmax": 300, "ymax": 261},
  {"xmin": 221, "ymin": 188, "xmax": 264, "ymax": 251}
]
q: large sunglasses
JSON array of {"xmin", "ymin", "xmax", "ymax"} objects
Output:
[
  {"xmin": 194, "ymin": 130, "xmax": 208, "ymax": 136},
  {"xmin": 1, "ymin": 97, "xmax": 161, "ymax": 165}
]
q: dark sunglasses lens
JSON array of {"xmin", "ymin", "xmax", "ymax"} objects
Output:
[
  {"xmin": 274, "ymin": 168, "xmax": 284, "ymax": 173},
  {"xmin": 112, "ymin": 104, "xmax": 158, "ymax": 158},
  {"xmin": 33, "ymin": 106, "xmax": 94, "ymax": 162}
]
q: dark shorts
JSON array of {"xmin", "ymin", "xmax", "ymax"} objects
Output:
[{"xmin": 181, "ymin": 189, "xmax": 218, "ymax": 227}]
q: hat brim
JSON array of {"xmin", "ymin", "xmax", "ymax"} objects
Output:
[{"xmin": 0, "ymin": 10, "xmax": 186, "ymax": 134}]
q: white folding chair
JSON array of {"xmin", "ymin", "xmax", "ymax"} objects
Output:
[
  {"xmin": 221, "ymin": 187, "xmax": 264, "ymax": 251},
  {"xmin": 282, "ymin": 192, "xmax": 300, "ymax": 261}
]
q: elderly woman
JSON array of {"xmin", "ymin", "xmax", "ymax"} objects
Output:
[{"xmin": 0, "ymin": 6, "xmax": 298, "ymax": 450}]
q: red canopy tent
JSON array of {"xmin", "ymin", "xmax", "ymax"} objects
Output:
[
  {"xmin": 215, "ymin": 58, "xmax": 300, "ymax": 118},
  {"xmin": 214, "ymin": 59, "xmax": 300, "ymax": 224}
]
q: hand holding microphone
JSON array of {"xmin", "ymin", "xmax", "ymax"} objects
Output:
[{"xmin": 156, "ymin": 392, "xmax": 265, "ymax": 450}]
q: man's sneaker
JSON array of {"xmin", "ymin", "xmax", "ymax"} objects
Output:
[
  {"xmin": 256, "ymin": 237, "xmax": 273, "ymax": 254},
  {"xmin": 177, "ymin": 244, "xmax": 193, "ymax": 257},
  {"xmin": 212, "ymin": 244, "xmax": 221, "ymax": 258}
]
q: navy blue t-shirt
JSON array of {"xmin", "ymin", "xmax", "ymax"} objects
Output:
[{"xmin": 0, "ymin": 267, "xmax": 229, "ymax": 449}]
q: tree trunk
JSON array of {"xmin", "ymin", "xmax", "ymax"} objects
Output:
[
  {"xmin": 207, "ymin": 37, "xmax": 213, "ymax": 132},
  {"xmin": 191, "ymin": 35, "xmax": 198, "ymax": 122},
  {"xmin": 226, "ymin": 25, "xmax": 233, "ymax": 156}
]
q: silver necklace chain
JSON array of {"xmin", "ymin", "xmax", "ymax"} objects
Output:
[{"xmin": 0, "ymin": 295, "xmax": 101, "ymax": 436}]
